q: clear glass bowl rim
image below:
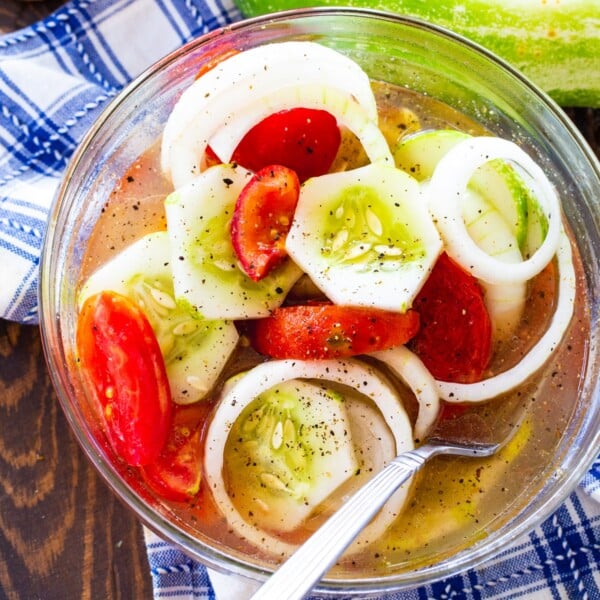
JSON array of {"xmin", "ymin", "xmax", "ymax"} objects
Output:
[{"xmin": 39, "ymin": 6, "xmax": 600, "ymax": 595}]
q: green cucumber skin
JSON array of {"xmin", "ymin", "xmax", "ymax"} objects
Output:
[{"xmin": 235, "ymin": 0, "xmax": 600, "ymax": 107}]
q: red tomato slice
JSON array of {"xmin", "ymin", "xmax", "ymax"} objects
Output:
[
  {"xmin": 230, "ymin": 165, "xmax": 300, "ymax": 281},
  {"xmin": 409, "ymin": 252, "xmax": 492, "ymax": 383},
  {"xmin": 76, "ymin": 291, "xmax": 173, "ymax": 466},
  {"xmin": 231, "ymin": 107, "xmax": 341, "ymax": 182},
  {"xmin": 204, "ymin": 144, "xmax": 222, "ymax": 170},
  {"xmin": 248, "ymin": 302, "xmax": 420, "ymax": 359},
  {"xmin": 141, "ymin": 402, "xmax": 212, "ymax": 503}
]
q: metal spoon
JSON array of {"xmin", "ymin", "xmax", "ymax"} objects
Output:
[{"xmin": 250, "ymin": 412, "xmax": 521, "ymax": 600}]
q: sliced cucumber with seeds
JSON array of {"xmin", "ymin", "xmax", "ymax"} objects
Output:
[
  {"xmin": 78, "ymin": 231, "xmax": 239, "ymax": 404},
  {"xmin": 285, "ymin": 162, "xmax": 442, "ymax": 312},
  {"xmin": 395, "ymin": 128, "xmax": 532, "ymax": 339},
  {"xmin": 204, "ymin": 358, "xmax": 413, "ymax": 558},
  {"xmin": 394, "ymin": 129, "xmax": 546, "ymax": 253},
  {"xmin": 165, "ymin": 164, "xmax": 303, "ymax": 320},
  {"xmin": 224, "ymin": 379, "xmax": 358, "ymax": 533}
]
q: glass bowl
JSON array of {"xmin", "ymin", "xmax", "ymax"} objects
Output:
[{"xmin": 39, "ymin": 7, "xmax": 600, "ymax": 596}]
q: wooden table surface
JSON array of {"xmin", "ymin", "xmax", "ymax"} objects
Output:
[
  {"xmin": 0, "ymin": 2, "xmax": 598, "ymax": 599},
  {"xmin": 0, "ymin": 2, "xmax": 153, "ymax": 599}
]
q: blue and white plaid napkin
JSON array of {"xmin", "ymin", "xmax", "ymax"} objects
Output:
[
  {"xmin": 0, "ymin": 0, "xmax": 238, "ymax": 323},
  {"xmin": 145, "ymin": 484, "xmax": 600, "ymax": 599},
  {"xmin": 2, "ymin": 1, "xmax": 599, "ymax": 598}
]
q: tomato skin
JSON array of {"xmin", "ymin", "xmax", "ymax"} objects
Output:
[
  {"xmin": 248, "ymin": 302, "xmax": 420, "ymax": 359},
  {"xmin": 76, "ymin": 291, "xmax": 173, "ymax": 466},
  {"xmin": 231, "ymin": 108, "xmax": 341, "ymax": 182},
  {"xmin": 204, "ymin": 144, "xmax": 222, "ymax": 169},
  {"xmin": 141, "ymin": 402, "xmax": 212, "ymax": 503},
  {"xmin": 230, "ymin": 165, "xmax": 300, "ymax": 281},
  {"xmin": 409, "ymin": 252, "xmax": 492, "ymax": 383}
]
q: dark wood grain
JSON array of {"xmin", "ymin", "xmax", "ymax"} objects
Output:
[
  {"xmin": 0, "ymin": 6, "xmax": 151, "ymax": 600},
  {"xmin": 0, "ymin": 0, "xmax": 65, "ymax": 33},
  {"xmin": 0, "ymin": 2, "xmax": 598, "ymax": 600},
  {"xmin": 0, "ymin": 321, "xmax": 153, "ymax": 599}
]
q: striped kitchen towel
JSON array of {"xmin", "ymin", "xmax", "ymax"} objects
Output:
[
  {"xmin": 0, "ymin": 0, "xmax": 239, "ymax": 323},
  {"xmin": 146, "ymin": 482, "xmax": 600, "ymax": 599}
]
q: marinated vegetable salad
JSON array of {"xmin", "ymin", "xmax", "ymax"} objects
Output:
[{"xmin": 76, "ymin": 41, "xmax": 586, "ymax": 568}]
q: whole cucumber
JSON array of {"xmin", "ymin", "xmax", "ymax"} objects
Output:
[{"xmin": 235, "ymin": 0, "xmax": 600, "ymax": 108}]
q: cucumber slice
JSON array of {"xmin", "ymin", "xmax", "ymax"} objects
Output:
[
  {"xmin": 225, "ymin": 379, "xmax": 358, "ymax": 533},
  {"xmin": 204, "ymin": 358, "xmax": 414, "ymax": 558},
  {"xmin": 285, "ymin": 162, "xmax": 442, "ymax": 312},
  {"xmin": 394, "ymin": 129, "xmax": 470, "ymax": 181},
  {"xmin": 78, "ymin": 231, "xmax": 239, "ymax": 404},
  {"xmin": 427, "ymin": 136, "xmax": 561, "ymax": 285},
  {"xmin": 394, "ymin": 129, "xmax": 545, "ymax": 253},
  {"xmin": 165, "ymin": 164, "xmax": 303, "ymax": 320},
  {"xmin": 524, "ymin": 197, "xmax": 550, "ymax": 258},
  {"xmin": 396, "ymin": 130, "xmax": 555, "ymax": 338}
]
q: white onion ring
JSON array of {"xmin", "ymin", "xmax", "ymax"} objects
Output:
[
  {"xmin": 161, "ymin": 41, "xmax": 382, "ymax": 187},
  {"xmin": 438, "ymin": 230, "xmax": 575, "ymax": 403},
  {"xmin": 371, "ymin": 346, "xmax": 440, "ymax": 441},
  {"xmin": 208, "ymin": 83, "xmax": 390, "ymax": 165},
  {"xmin": 162, "ymin": 42, "xmax": 377, "ymax": 169},
  {"xmin": 203, "ymin": 358, "xmax": 413, "ymax": 558},
  {"xmin": 167, "ymin": 83, "xmax": 392, "ymax": 189},
  {"xmin": 427, "ymin": 137, "xmax": 562, "ymax": 285}
]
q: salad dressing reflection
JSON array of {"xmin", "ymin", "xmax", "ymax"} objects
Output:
[{"xmin": 79, "ymin": 82, "xmax": 590, "ymax": 574}]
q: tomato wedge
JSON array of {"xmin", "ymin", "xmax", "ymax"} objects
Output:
[
  {"xmin": 409, "ymin": 252, "xmax": 492, "ymax": 383},
  {"xmin": 76, "ymin": 291, "xmax": 173, "ymax": 466},
  {"xmin": 230, "ymin": 164, "xmax": 300, "ymax": 281},
  {"xmin": 248, "ymin": 302, "xmax": 420, "ymax": 359},
  {"xmin": 141, "ymin": 402, "xmax": 212, "ymax": 502},
  {"xmin": 231, "ymin": 107, "xmax": 341, "ymax": 182}
]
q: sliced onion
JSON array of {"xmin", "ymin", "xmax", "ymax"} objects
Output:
[
  {"xmin": 167, "ymin": 83, "xmax": 392, "ymax": 189},
  {"xmin": 481, "ymin": 279, "xmax": 527, "ymax": 343},
  {"xmin": 161, "ymin": 41, "xmax": 380, "ymax": 184},
  {"xmin": 371, "ymin": 346, "xmax": 440, "ymax": 441},
  {"xmin": 438, "ymin": 230, "xmax": 575, "ymax": 403},
  {"xmin": 203, "ymin": 358, "xmax": 413, "ymax": 558},
  {"xmin": 427, "ymin": 137, "xmax": 561, "ymax": 285},
  {"xmin": 208, "ymin": 83, "xmax": 390, "ymax": 165},
  {"xmin": 460, "ymin": 186, "xmax": 527, "ymax": 341}
]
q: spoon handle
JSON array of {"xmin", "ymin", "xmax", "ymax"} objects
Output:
[{"xmin": 250, "ymin": 444, "xmax": 438, "ymax": 600}]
